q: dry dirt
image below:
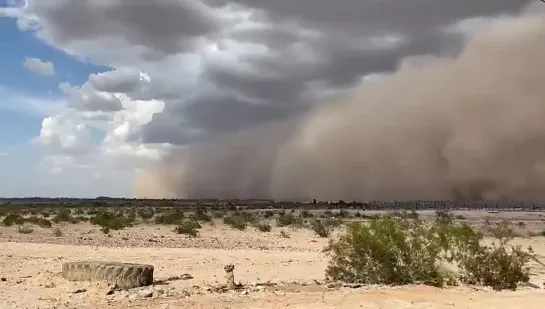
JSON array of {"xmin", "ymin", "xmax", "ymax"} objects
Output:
[{"xmin": 2, "ymin": 212, "xmax": 545, "ymax": 309}]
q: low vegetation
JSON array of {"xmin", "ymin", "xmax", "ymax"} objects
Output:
[
  {"xmin": 324, "ymin": 214, "xmax": 531, "ymax": 291},
  {"xmin": 89, "ymin": 211, "xmax": 135, "ymax": 234},
  {"xmin": 174, "ymin": 219, "xmax": 201, "ymax": 237}
]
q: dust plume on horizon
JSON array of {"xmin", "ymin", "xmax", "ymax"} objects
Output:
[{"xmin": 134, "ymin": 4, "xmax": 545, "ymax": 201}]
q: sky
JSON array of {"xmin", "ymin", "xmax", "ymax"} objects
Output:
[{"xmin": 0, "ymin": 0, "xmax": 535, "ymax": 198}]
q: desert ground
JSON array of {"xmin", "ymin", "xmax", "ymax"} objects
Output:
[{"xmin": 2, "ymin": 209, "xmax": 545, "ymax": 309}]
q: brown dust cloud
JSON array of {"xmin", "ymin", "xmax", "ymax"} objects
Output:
[{"xmin": 134, "ymin": 4, "xmax": 545, "ymax": 201}]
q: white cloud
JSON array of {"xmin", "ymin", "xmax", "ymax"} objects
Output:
[
  {"xmin": 23, "ymin": 57, "xmax": 55, "ymax": 77},
  {"xmin": 37, "ymin": 114, "xmax": 94, "ymax": 155}
]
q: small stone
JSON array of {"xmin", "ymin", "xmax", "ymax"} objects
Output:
[
  {"xmin": 153, "ymin": 288, "xmax": 165, "ymax": 297},
  {"xmin": 0, "ymin": 277, "xmax": 6, "ymax": 282},
  {"xmin": 128, "ymin": 287, "xmax": 154, "ymax": 300},
  {"xmin": 241, "ymin": 290, "xmax": 249, "ymax": 295},
  {"xmin": 72, "ymin": 288, "xmax": 87, "ymax": 294},
  {"xmin": 180, "ymin": 274, "xmax": 194, "ymax": 280},
  {"xmin": 105, "ymin": 284, "xmax": 117, "ymax": 295}
]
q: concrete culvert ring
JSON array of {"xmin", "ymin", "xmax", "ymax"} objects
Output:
[{"xmin": 61, "ymin": 261, "xmax": 154, "ymax": 289}]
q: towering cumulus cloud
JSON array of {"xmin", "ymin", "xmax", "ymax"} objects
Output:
[{"xmin": 135, "ymin": 5, "xmax": 545, "ymax": 201}]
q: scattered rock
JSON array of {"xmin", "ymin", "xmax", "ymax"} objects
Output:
[
  {"xmin": 1, "ymin": 277, "xmax": 6, "ymax": 282},
  {"xmin": 105, "ymin": 284, "xmax": 118, "ymax": 295},
  {"xmin": 342, "ymin": 283, "xmax": 364, "ymax": 289},
  {"xmin": 128, "ymin": 286, "xmax": 154, "ymax": 300},
  {"xmin": 72, "ymin": 288, "xmax": 87, "ymax": 294},
  {"xmin": 326, "ymin": 282, "xmax": 341, "ymax": 289}
]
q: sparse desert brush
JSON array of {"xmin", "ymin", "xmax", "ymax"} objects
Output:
[
  {"xmin": 309, "ymin": 217, "xmax": 342, "ymax": 238},
  {"xmin": 279, "ymin": 230, "xmax": 290, "ymax": 238},
  {"xmin": 174, "ymin": 219, "xmax": 201, "ymax": 237},
  {"xmin": 2, "ymin": 213, "xmax": 24, "ymax": 226},
  {"xmin": 324, "ymin": 216, "xmax": 531, "ymax": 290},
  {"xmin": 191, "ymin": 208, "xmax": 212, "ymax": 222},
  {"xmin": 309, "ymin": 218, "xmax": 331, "ymax": 237},
  {"xmin": 254, "ymin": 221, "xmax": 272, "ymax": 232},
  {"xmin": 435, "ymin": 210, "xmax": 454, "ymax": 225},
  {"xmin": 26, "ymin": 216, "xmax": 52, "ymax": 228},
  {"xmin": 277, "ymin": 212, "xmax": 304, "ymax": 228},
  {"xmin": 155, "ymin": 210, "xmax": 185, "ymax": 225},
  {"xmin": 300, "ymin": 210, "xmax": 314, "ymax": 218},
  {"xmin": 223, "ymin": 212, "xmax": 255, "ymax": 230},
  {"xmin": 90, "ymin": 211, "xmax": 134, "ymax": 234},
  {"xmin": 17, "ymin": 226, "xmax": 34, "ymax": 234},
  {"xmin": 138, "ymin": 209, "xmax": 155, "ymax": 220},
  {"xmin": 52, "ymin": 209, "xmax": 78, "ymax": 224}
]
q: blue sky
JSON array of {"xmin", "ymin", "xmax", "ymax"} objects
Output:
[
  {"xmin": 0, "ymin": 15, "xmax": 124, "ymax": 197},
  {"xmin": 0, "ymin": 17, "xmax": 106, "ymax": 151}
]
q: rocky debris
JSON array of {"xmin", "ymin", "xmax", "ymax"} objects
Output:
[
  {"xmin": 71, "ymin": 288, "xmax": 87, "ymax": 294},
  {"xmin": 1, "ymin": 277, "xmax": 6, "ymax": 282}
]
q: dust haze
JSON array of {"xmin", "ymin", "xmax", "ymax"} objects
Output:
[{"xmin": 134, "ymin": 4, "xmax": 545, "ymax": 201}]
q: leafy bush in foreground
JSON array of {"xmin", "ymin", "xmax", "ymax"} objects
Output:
[{"xmin": 324, "ymin": 216, "xmax": 531, "ymax": 290}]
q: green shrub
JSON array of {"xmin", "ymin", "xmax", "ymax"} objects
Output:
[
  {"xmin": 191, "ymin": 208, "xmax": 212, "ymax": 222},
  {"xmin": 223, "ymin": 214, "xmax": 250, "ymax": 230},
  {"xmin": 89, "ymin": 211, "xmax": 134, "ymax": 234},
  {"xmin": 458, "ymin": 243, "xmax": 530, "ymax": 290},
  {"xmin": 277, "ymin": 213, "xmax": 303, "ymax": 227},
  {"xmin": 174, "ymin": 220, "xmax": 201, "ymax": 237},
  {"xmin": 310, "ymin": 218, "xmax": 331, "ymax": 237},
  {"xmin": 301, "ymin": 210, "xmax": 314, "ymax": 218},
  {"xmin": 324, "ymin": 217, "xmax": 531, "ymax": 290},
  {"xmin": 435, "ymin": 210, "xmax": 454, "ymax": 225},
  {"xmin": 155, "ymin": 210, "xmax": 184, "ymax": 225},
  {"xmin": 53, "ymin": 209, "xmax": 73, "ymax": 223},
  {"xmin": 2, "ymin": 213, "xmax": 24, "ymax": 226},
  {"xmin": 138, "ymin": 209, "xmax": 155, "ymax": 220},
  {"xmin": 26, "ymin": 216, "xmax": 52, "ymax": 228},
  {"xmin": 255, "ymin": 221, "xmax": 272, "ymax": 232}
]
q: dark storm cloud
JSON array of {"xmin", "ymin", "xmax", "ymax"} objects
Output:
[{"xmin": 29, "ymin": 0, "xmax": 221, "ymax": 55}]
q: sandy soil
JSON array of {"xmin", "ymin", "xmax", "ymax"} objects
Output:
[{"xmin": 2, "ymin": 215, "xmax": 545, "ymax": 309}]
